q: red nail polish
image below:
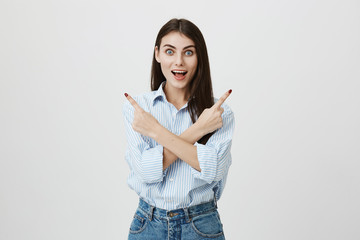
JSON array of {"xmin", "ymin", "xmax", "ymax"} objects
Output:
[
  {"xmin": 228, "ymin": 89, "xmax": 232, "ymax": 94},
  {"xmin": 124, "ymin": 93, "xmax": 128, "ymax": 97}
]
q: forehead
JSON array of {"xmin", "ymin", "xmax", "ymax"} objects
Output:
[{"xmin": 160, "ymin": 31, "xmax": 195, "ymax": 48}]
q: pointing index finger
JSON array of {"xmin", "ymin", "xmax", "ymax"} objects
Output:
[
  {"xmin": 124, "ymin": 93, "xmax": 143, "ymax": 111},
  {"xmin": 213, "ymin": 89, "xmax": 232, "ymax": 109}
]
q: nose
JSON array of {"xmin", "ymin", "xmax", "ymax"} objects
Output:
[{"xmin": 175, "ymin": 53, "xmax": 184, "ymax": 66}]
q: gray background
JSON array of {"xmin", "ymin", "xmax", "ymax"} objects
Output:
[{"xmin": 1, "ymin": 0, "xmax": 359, "ymax": 239}]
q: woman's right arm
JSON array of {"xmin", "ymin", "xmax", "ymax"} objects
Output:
[
  {"xmin": 162, "ymin": 102, "xmax": 227, "ymax": 169},
  {"xmin": 124, "ymin": 90, "xmax": 231, "ymax": 180},
  {"xmin": 123, "ymin": 100, "xmax": 205, "ymax": 182},
  {"xmin": 123, "ymin": 99, "xmax": 206, "ymax": 182},
  {"xmin": 162, "ymin": 123, "xmax": 204, "ymax": 169},
  {"xmin": 123, "ymin": 101, "xmax": 167, "ymax": 184},
  {"xmin": 124, "ymin": 100, "xmax": 208, "ymax": 173},
  {"xmin": 125, "ymin": 92, "xmax": 231, "ymax": 171}
]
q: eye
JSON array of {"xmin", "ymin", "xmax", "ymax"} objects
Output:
[
  {"xmin": 166, "ymin": 49, "xmax": 174, "ymax": 55},
  {"xmin": 185, "ymin": 50, "xmax": 193, "ymax": 56}
]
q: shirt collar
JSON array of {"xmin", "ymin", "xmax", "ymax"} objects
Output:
[
  {"xmin": 151, "ymin": 81, "xmax": 190, "ymax": 110},
  {"xmin": 152, "ymin": 81, "xmax": 167, "ymax": 105}
]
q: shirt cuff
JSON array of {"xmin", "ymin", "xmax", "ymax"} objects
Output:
[
  {"xmin": 141, "ymin": 145, "xmax": 166, "ymax": 183},
  {"xmin": 191, "ymin": 142, "xmax": 218, "ymax": 184}
]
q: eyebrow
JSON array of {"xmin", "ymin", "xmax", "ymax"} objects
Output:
[{"xmin": 162, "ymin": 44, "xmax": 195, "ymax": 50}]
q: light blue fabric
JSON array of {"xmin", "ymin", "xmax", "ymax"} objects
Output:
[{"xmin": 123, "ymin": 81, "xmax": 235, "ymax": 210}]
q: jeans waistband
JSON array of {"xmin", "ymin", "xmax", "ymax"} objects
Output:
[{"xmin": 138, "ymin": 198, "xmax": 217, "ymax": 222}]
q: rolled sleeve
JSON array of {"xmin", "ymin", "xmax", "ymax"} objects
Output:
[
  {"xmin": 123, "ymin": 101, "xmax": 166, "ymax": 184},
  {"xmin": 191, "ymin": 105, "xmax": 235, "ymax": 184}
]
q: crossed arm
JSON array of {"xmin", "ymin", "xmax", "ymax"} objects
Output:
[
  {"xmin": 162, "ymin": 124, "xmax": 204, "ymax": 170},
  {"xmin": 124, "ymin": 90, "xmax": 231, "ymax": 172}
]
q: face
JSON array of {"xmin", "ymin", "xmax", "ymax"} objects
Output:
[{"xmin": 155, "ymin": 31, "xmax": 198, "ymax": 95}]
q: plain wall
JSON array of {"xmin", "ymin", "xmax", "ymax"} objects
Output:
[{"xmin": 1, "ymin": 0, "xmax": 359, "ymax": 239}]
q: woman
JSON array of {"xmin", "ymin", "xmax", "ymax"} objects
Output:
[{"xmin": 123, "ymin": 18, "xmax": 235, "ymax": 240}]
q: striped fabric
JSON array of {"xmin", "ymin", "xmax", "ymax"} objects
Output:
[{"xmin": 123, "ymin": 81, "xmax": 235, "ymax": 210}]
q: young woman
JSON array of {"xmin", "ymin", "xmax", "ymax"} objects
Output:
[{"xmin": 123, "ymin": 18, "xmax": 235, "ymax": 240}]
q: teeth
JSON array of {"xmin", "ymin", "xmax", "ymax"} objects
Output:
[{"xmin": 173, "ymin": 70, "xmax": 187, "ymax": 74}]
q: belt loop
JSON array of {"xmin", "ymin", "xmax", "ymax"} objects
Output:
[
  {"xmin": 184, "ymin": 207, "xmax": 191, "ymax": 223},
  {"xmin": 214, "ymin": 192, "xmax": 218, "ymax": 209},
  {"xmin": 148, "ymin": 206, "xmax": 154, "ymax": 221}
]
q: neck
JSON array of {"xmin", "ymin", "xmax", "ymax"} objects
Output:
[{"xmin": 163, "ymin": 83, "xmax": 190, "ymax": 109}]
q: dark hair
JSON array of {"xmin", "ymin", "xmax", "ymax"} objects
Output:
[{"xmin": 151, "ymin": 18, "xmax": 214, "ymax": 144}]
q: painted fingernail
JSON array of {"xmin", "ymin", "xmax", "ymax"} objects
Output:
[
  {"xmin": 228, "ymin": 89, "xmax": 232, "ymax": 94},
  {"xmin": 124, "ymin": 93, "xmax": 128, "ymax": 97}
]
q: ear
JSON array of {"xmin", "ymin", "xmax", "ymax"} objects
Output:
[{"xmin": 155, "ymin": 46, "xmax": 160, "ymax": 63}]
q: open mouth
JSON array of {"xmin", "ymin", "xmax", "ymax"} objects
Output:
[{"xmin": 171, "ymin": 70, "xmax": 188, "ymax": 77}]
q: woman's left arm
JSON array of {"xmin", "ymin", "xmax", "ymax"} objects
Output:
[
  {"xmin": 192, "ymin": 109, "xmax": 235, "ymax": 184},
  {"xmin": 125, "ymin": 92, "xmax": 234, "ymax": 176},
  {"xmin": 157, "ymin": 109, "xmax": 235, "ymax": 181},
  {"xmin": 125, "ymin": 94, "xmax": 202, "ymax": 171}
]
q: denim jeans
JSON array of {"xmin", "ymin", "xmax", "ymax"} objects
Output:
[{"xmin": 128, "ymin": 198, "xmax": 225, "ymax": 240}]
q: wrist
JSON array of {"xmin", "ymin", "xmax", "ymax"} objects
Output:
[
  {"xmin": 193, "ymin": 121, "xmax": 206, "ymax": 138},
  {"xmin": 151, "ymin": 123, "xmax": 165, "ymax": 141}
]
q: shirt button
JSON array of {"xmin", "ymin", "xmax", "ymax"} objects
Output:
[
  {"xmin": 172, "ymin": 112, "xmax": 176, "ymax": 117},
  {"xmin": 169, "ymin": 178, "xmax": 174, "ymax": 182}
]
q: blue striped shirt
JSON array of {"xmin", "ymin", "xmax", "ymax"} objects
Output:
[{"xmin": 123, "ymin": 82, "xmax": 235, "ymax": 210}]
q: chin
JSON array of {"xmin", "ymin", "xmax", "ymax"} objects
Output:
[{"xmin": 170, "ymin": 79, "xmax": 190, "ymax": 89}]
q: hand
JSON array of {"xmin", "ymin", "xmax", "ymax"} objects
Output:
[
  {"xmin": 195, "ymin": 90, "xmax": 232, "ymax": 135},
  {"xmin": 125, "ymin": 93, "xmax": 161, "ymax": 139}
]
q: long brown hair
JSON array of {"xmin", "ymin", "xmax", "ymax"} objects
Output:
[{"xmin": 151, "ymin": 18, "xmax": 215, "ymax": 144}]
